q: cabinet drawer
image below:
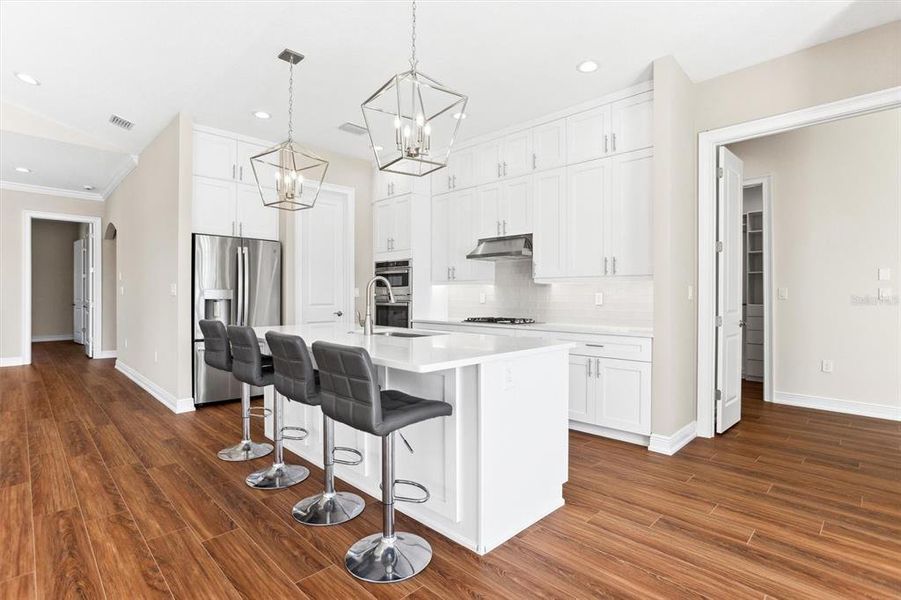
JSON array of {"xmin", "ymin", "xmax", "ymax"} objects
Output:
[{"xmin": 516, "ymin": 330, "xmax": 652, "ymax": 362}]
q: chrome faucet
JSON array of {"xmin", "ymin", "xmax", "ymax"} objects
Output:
[{"xmin": 363, "ymin": 276, "xmax": 395, "ymax": 335}]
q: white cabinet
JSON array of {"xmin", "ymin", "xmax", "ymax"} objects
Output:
[
  {"xmin": 476, "ymin": 176, "xmax": 532, "ymax": 238},
  {"xmin": 431, "ymin": 195, "xmax": 450, "ymax": 283},
  {"xmin": 566, "ymin": 158, "xmax": 609, "ymax": 277},
  {"xmin": 475, "ymin": 131, "xmax": 533, "ymax": 184},
  {"xmin": 193, "ymin": 176, "xmax": 237, "ymax": 237},
  {"xmin": 432, "ymin": 147, "xmax": 475, "ymax": 194},
  {"xmin": 610, "ymin": 92, "xmax": 653, "ymax": 155},
  {"xmin": 606, "ymin": 149, "xmax": 653, "ymax": 276},
  {"xmin": 595, "ymin": 358, "xmax": 651, "ymax": 435},
  {"xmin": 431, "ymin": 190, "xmax": 493, "ymax": 282},
  {"xmin": 476, "ymin": 184, "xmax": 502, "ymax": 238},
  {"xmin": 532, "ymin": 168, "xmax": 567, "ymax": 279},
  {"xmin": 192, "ymin": 127, "xmax": 279, "ymax": 240},
  {"xmin": 375, "ymin": 170, "xmax": 430, "ymax": 200},
  {"xmin": 566, "ymin": 105, "xmax": 611, "ymax": 165},
  {"xmin": 373, "ymin": 196, "xmax": 412, "ymax": 257},
  {"xmin": 475, "ymin": 140, "xmax": 502, "ymax": 184},
  {"xmin": 568, "ymin": 355, "xmax": 596, "ymax": 422},
  {"xmin": 532, "ymin": 119, "xmax": 567, "ymax": 171}
]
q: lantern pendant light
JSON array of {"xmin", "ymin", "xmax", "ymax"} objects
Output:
[
  {"xmin": 251, "ymin": 49, "xmax": 329, "ymax": 211},
  {"xmin": 362, "ymin": 0, "xmax": 468, "ymax": 177}
]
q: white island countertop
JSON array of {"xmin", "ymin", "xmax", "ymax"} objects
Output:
[{"xmin": 253, "ymin": 323, "xmax": 575, "ymax": 373}]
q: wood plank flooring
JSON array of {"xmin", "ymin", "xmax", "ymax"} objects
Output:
[{"xmin": 1, "ymin": 342, "xmax": 898, "ymax": 599}]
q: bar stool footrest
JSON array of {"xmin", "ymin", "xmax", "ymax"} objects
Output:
[
  {"xmin": 246, "ymin": 406, "xmax": 272, "ymax": 419},
  {"xmin": 280, "ymin": 426, "xmax": 309, "ymax": 441},
  {"xmin": 393, "ymin": 479, "xmax": 430, "ymax": 504},
  {"xmin": 333, "ymin": 446, "xmax": 363, "ymax": 466}
]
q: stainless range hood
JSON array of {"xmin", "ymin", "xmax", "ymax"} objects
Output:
[{"xmin": 466, "ymin": 234, "xmax": 533, "ymax": 261}]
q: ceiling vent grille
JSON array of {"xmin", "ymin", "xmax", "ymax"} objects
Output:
[
  {"xmin": 338, "ymin": 122, "xmax": 368, "ymax": 136},
  {"xmin": 109, "ymin": 114, "xmax": 135, "ymax": 130}
]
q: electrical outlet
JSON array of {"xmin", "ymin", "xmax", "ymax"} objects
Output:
[
  {"xmin": 120, "ymin": 285, "xmax": 125, "ymax": 296},
  {"xmin": 479, "ymin": 292, "xmax": 487, "ymax": 304},
  {"xmin": 821, "ymin": 360, "xmax": 834, "ymax": 373},
  {"xmin": 878, "ymin": 287, "xmax": 892, "ymax": 300},
  {"xmin": 154, "ymin": 350, "xmax": 159, "ymax": 363},
  {"xmin": 354, "ymin": 287, "xmax": 360, "ymax": 298},
  {"xmin": 778, "ymin": 288, "xmax": 789, "ymax": 300},
  {"xmin": 118, "ymin": 271, "xmax": 123, "ymax": 281},
  {"xmin": 594, "ymin": 292, "xmax": 604, "ymax": 306},
  {"xmin": 124, "ymin": 338, "xmax": 128, "ymax": 349},
  {"xmin": 878, "ymin": 267, "xmax": 891, "ymax": 281},
  {"xmin": 688, "ymin": 285, "xmax": 694, "ymax": 301},
  {"xmin": 169, "ymin": 283, "xmax": 177, "ymax": 296}
]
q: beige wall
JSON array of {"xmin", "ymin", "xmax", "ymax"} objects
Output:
[
  {"xmin": 0, "ymin": 189, "xmax": 114, "ymax": 360},
  {"xmin": 30, "ymin": 219, "xmax": 81, "ymax": 338},
  {"xmin": 104, "ymin": 113, "xmax": 193, "ymax": 400},
  {"xmin": 280, "ymin": 147, "xmax": 374, "ymax": 324},
  {"xmin": 651, "ymin": 21, "xmax": 901, "ymax": 436},
  {"xmin": 728, "ymin": 108, "xmax": 900, "ymax": 410}
]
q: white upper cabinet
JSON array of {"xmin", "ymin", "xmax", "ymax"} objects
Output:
[
  {"xmin": 566, "ymin": 105, "xmax": 611, "ymax": 165},
  {"xmin": 475, "ymin": 141, "xmax": 502, "ymax": 185},
  {"xmin": 236, "ymin": 183, "xmax": 278, "ymax": 240},
  {"xmin": 501, "ymin": 175, "xmax": 532, "ymax": 236},
  {"xmin": 532, "ymin": 119, "xmax": 567, "ymax": 171},
  {"xmin": 433, "ymin": 147, "xmax": 475, "ymax": 194},
  {"xmin": 431, "ymin": 194, "xmax": 450, "ymax": 283},
  {"xmin": 236, "ymin": 140, "xmax": 276, "ymax": 188},
  {"xmin": 606, "ymin": 149, "xmax": 653, "ymax": 276},
  {"xmin": 476, "ymin": 184, "xmax": 502, "ymax": 238},
  {"xmin": 374, "ymin": 170, "xmax": 427, "ymax": 200},
  {"xmin": 532, "ymin": 168, "xmax": 567, "ymax": 279},
  {"xmin": 431, "ymin": 189, "xmax": 493, "ymax": 283},
  {"xmin": 373, "ymin": 199, "xmax": 394, "ymax": 255},
  {"xmin": 393, "ymin": 195, "xmax": 411, "ymax": 252},
  {"xmin": 193, "ymin": 176, "xmax": 237, "ymax": 237},
  {"xmin": 566, "ymin": 158, "xmax": 609, "ymax": 278},
  {"xmin": 610, "ymin": 92, "xmax": 653, "ymax": 155},
  {"xmin": 372, "ymin": 195, "xmax": 412, "ymax": 258},
  {"xmin": 194, "ymin": 131, "xmax": 237, "ymax": 180},
  {"xmin": 501, "ymin": 130, "xmax": 533, "ymax": 179}
]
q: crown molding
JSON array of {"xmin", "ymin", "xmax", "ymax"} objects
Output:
[
  {"xmin": 101, "ymin": 154, "xmax": 139, "ymax": 199},
  {"xmin": 0, "ymin": 180, "xmax": 104, "ymax": 202}
]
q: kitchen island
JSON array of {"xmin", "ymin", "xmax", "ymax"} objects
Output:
[{"xmin": 253, "ymin": 323, "xmax": 574, "ymax": 555}]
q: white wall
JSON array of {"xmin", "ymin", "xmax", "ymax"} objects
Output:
[
  {"xmin": 30, "ymin": 219, "xmax": 81, "ymax": 338},
  {"xmin": 728, "ymin": 108, "xmax": 900, "ymax": 414}
]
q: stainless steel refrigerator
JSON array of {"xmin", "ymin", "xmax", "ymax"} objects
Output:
[{"xmin": 192, "ymin": 234, "xmax": 281, "ymax": 405}]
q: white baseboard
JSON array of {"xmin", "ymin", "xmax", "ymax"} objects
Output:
[
  {"xmin": 94, "ymin": 350, "xmax": 118, "ymax": 360},
  {"xmin": 0, "ymin": 356, "xmax": 26, "ymax": 367},
  {"xmin": 568, "ymin": 421, "xmax": 650, "ymax": 447},
  {"xmin": 115, "ymin": 361, "xmax": 195, "ymax": 414},
  {"xmin": 648, "ymin": 420, "xmax": 697, "ymax": 455},
  {"xmin": 774, "ymin": 391, "xmax": 900, "ymax": 422},
  {"xmin": 32, "ymin": 334, "xmax": 74, "ymax": 342}
]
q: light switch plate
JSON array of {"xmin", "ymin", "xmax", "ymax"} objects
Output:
[
  {"xmin": 120, "ymin": 286, "xmax": 125, "ymax": 296},
  {"xmin": 821, "ymin": 359, "xmax": 834, "ymax": 373},
  {"xmin": 594, "ymin": 292, "xmax": 604, "ymax": 306},
  {"xmin": 778, "ymin": 288, "xmax": 789, "ymax": 300},
  {"xmin": 688, "ymin": 285, "xmax": 694, "ymax": 301},
  {"xmin": 479, "ymin": 292, "xmax": 487, "ymax": 304},
  {"xmin": 878, "ymin": 268, "xmax": 891, "ymax": 281},
  {"xmin": 169, "ymin": 283, "xmax": 177, "ymax": 296},
  {"xmin": 354, "ymin": 287, "xmax": 360, "ymax": 298}
]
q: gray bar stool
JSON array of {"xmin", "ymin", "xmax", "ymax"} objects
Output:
[
  {"xmin": 311, "ymin": 341, "xmax": 453, "ymax": 584},
  {"xmin": 266, "ymin": 332, "xmax": 365, "ymax": 526},
  {"xmin": 199, "ymin": 320, "xmax": 272, "ymax": 462},
  {"xmin": 228, "ymin": 326, "xmax": 309, "ymax": 489}
]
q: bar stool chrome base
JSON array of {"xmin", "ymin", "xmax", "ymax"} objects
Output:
[
  {"xmin": 345, "ymin": 532, "xmax": 432, "ymax": 584},
  {"xmin": 217, "ymin": 440, "xmax": 273, "ymax": 462},
  {"xmin": 292, "ymin": 491, "xmax": 365, "ymax": 526},
  {"xmin": 245, "ymin": 463, "xmax": 309, "ymax": 490}
]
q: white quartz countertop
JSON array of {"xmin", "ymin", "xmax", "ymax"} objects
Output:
[
  {"xmin": 253, "ymin": 323, "xmax": 575, "ymax": 374},
  {"xmin": 411, "ymin": 319, "xmax": 654, "ymax": 338}
]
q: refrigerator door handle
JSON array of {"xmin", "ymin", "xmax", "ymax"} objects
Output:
[
  {"xmin": 236, "ymin": 246, "xmax": 244, "ymax": 326},
  {"xmin": 242, "ymin": 246, "xmax": 250, "ymax": 326}
]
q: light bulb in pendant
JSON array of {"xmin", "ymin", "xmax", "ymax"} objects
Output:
[
  {"xmin": 403, "ymin": 125, "xmax": 411, "ymax": 138},
  {"xmin": 416, "ymin": 113, "xmax": 424, "ymax": 127},
  {"xmin": 423, "ymin": 122, "xmax": 432, "ymax": 135}
]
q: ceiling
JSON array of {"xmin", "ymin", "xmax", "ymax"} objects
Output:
[{"xmin": 1, "ymin": 1, "xmax": 899, "ymax": 194}]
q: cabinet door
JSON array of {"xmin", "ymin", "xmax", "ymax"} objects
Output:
[
  {"xmin": 374, "ymin": 170, "xmax": 393, "ymax": 200},
  {"xmin": 596, "ymin": 358, "xmax": 651, "ymax": 435},
  {"xmin": 451, "ymin": 147, "xmax": 475, "ymax": 189},
  {"xmin": 568, "ymin": 355, "xmax": 596, "ymax": 423},
  {"xmin": 566, "ymin": 158, "xmax": 609, "ymax": 277},
  {"xmin": 392, "ymin": 196, "xmax": 411, "ymax": 252},
  {"xmin": 502, "ymin": 130, "xmax": 532, "ymax": 179},
  {"xmin": 194, "ymin": 131, "xmax": 236, "ymax": 181},
  {"xmin": 390, "ymin": 173, "xmax": 412, "ymax": 196},
  {"xmin": 193, "ymin": 176, "xmax": 237, "ymax": 236},
  {"xmin": 373, "ymin": 199, "xmax": 393, "ymax": 255},
  {"xmin": 532, "ymin": 118, "xmax": 566, "ymax": 171},
  {"xmin": 606, "ymin": 149, "xmax": 653, "ymax": 276},
  {"xmin": 432, "ymin": 168, "xmax": 454, "ymax": 195},
  {"xmin": 532, "ymin": 168, "xmax": 566, "ymax": 278},
  {"xmin": 476, "ymin": 184, "xmax": 502, "ymax": 238},
  {"xmin": 475, "ymin": 140, "xmax": 502, "ymax": 184},
  {"xmin": 431, "ymin": 195, "xmax": 450, "ymax": 282},
  {"xmin": 566, "ymin": 105, "xmax": 611, "ymax": 164},
  {"xmin": 236, "ymin": 141, "xmax": 271, "ymax": 186},
  {"xmin": 610, "ymin": 92, "xmax": 653, "ymax": 154},
  {"xmin": 236, "ymin": 183, "xmax": 278, "ymax": 240},
  {"xmin": 501, "ymin": 175, "xmax": 532, "ymax": 236}
]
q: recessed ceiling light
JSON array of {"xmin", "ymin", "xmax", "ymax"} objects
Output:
[
  {"xmin": 576, "ymin": 60, "xmax": 598, "ymax": 73},
  {"xmin": 15, "ymin": 166, "xmax": 32, "ymax": 173},
  {"xmin": 83, "ymin": 185, "xmax": 95, "ymax": 191},
  {"xmin": 453, "ymin": 112, "xmax": 466, "ymax": 120},
  {"xmin": 253, "ymin": 111, "xmax": 271, "ymax": 119},
  {"xmin": 14, "ymin": 72, "xmax": 40, "ymax": 85}
]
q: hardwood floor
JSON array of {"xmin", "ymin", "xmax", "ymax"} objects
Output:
[{"xmin": 1, "ymin": 342, "xmax": 899, "ymax": 599}]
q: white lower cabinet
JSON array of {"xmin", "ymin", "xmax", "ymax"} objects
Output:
[
  {"xmin": 568, "ymin": 355, "xmax": 596, "ymax": 422},
  {"xmin": 569, "ymin": 354, "xmax": 651, "ymax": 436}
]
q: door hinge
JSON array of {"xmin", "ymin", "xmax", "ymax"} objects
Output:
[
  {"xmin": 715, "ymin": 315, "xmax": 723, "ymax": 327},
  {"xmin": 715, "ymin": 389, "xmax": 722, "ymax": 401},
  {"xmin": 717, "ymin": 167, "xmax": 724, "ymax": 178},
  {"xmin": 715, "ymin": 240, "xmax": 723, "ymax": 253}
]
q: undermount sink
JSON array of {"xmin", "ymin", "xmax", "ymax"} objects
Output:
[{"xmin": 351, "ymin": 330, "xmax": 443, "ymax": 338}]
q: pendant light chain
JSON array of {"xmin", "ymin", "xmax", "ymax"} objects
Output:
[
  {"xmin": 409, "ymin": 0, "xmax": 417, "ymax": 69},
  {"xmin": 287, "ymin": 60, "xmax": 295, "ymax": 142}
]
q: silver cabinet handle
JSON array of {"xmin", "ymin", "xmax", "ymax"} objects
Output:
[
  {"xmin": 596, "ymin": 358, "xmax": 601, "ymax": 378},
  {"xmin": 586, "ymin": 343, "xmax": 605, "ymax": 348},
  {"xmin": 604, "ymin": 256, "xmax": 608, "ymax": 275},
  {"xmin": 239, "ymin": 222, "xmax": 243, "ymax": 236},
  {"xmin": 453, "ymin": 175, "xmax": 457, "ymax": 188},
  {"xmin": 452, "ymin": 266, "xmax": 456, "ymax": 280},
  {"xmin": 502, "ymin": 219, "xmax": 507, "ymax": 235},
  {"xmin": 611, "ymin": 256, "xmax": 616, "ymax": 275},
  {"xmin": 503, "ymin": 161, "xmax": 508, "ymax": 176},
  {"xmin": 496, "ymin": 163, "xmax": 501, "ymax": 178},
  {"xmin": 532, "ymin": 153, "xmax": 537, "ymax": 170},
  {"xmin": 447, "ymin": 175, "xmax": 452, "ymax": 190},
  {"xmin": 587, "ymin": 358, "xmax": 592, "ymax": 378},
  {"xmin": 232, "ymin": 164, "xmax": 236, "ymax": 179},
  {"xmin": 496, "ymin": 221, "xmax": 500, "ymax": 236},
  {"xmin": 239, "ymin": 165, "xmax": 243, "ymax": 181},
  {"xmin": 612, "ymin": 133, "xmax": 617, "ymax": 152},
  {"xmin": 604, "ymin": 135, "xmax": 609, "ymax": 154},
  {"xmin": 232, "ymin": 221, "xmax": 236, "ymax": 236},
  {"xmin": 447, "ymin": 267, "xmax": 451, "ymax": 280}
]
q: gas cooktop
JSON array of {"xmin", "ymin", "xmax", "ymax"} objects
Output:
[{"xmin": 464, "ymin": 317, "xmax": 536, "ymax": 325}]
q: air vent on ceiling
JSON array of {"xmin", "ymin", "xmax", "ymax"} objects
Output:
[
  {"xmin": 109, "ymin": 114, "xmax": 135, "ymax": 130},
  {"xmin": 338, "ymin": 122, "xmax": 368, "ymax": 136}
]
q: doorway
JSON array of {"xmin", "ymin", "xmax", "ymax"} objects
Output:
[
  {"xmin": 22, "ymin": 211, "xmax": 102, "ymax": 364},
  {"xmin": 696, "ymin": 86, "xmax": 901, "ymax": 438}
]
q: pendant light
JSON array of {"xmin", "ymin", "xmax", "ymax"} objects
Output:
[
  {"xmin": 251, "ymin": 49, "xmax": 329, "ymax": 211},
  {"xmin": 361, "ymin": 0, "xmax": 468, "ymax": 177}
]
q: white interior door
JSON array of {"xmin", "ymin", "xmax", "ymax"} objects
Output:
[
  {"xmin": 716, "ymin": 147, "xmax": 744, "ymax": 433},
  {"xmin": 296, "ymin": 188, "xmax": 351, "ymax": 325},
  {"xmin": 73, "ymin": 239, "xmax": 85, "ymax": 344}
]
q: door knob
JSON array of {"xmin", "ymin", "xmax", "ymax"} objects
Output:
[
  {"xmin": 739, "ymin": 320, "xmax": 745, "ymax": 327},
  {"xmin": 334, "ymin": 310, "xmax": 344, "ymax": 317}
]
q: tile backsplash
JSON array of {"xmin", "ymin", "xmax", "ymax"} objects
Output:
[{"xmin": 446, "ymin": 261, "xmax": 653, "ymax": 326}]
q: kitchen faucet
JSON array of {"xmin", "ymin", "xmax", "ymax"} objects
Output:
[{"xmin": 363, "ymin": 276, "xmax": 395, "ymax": 335}]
